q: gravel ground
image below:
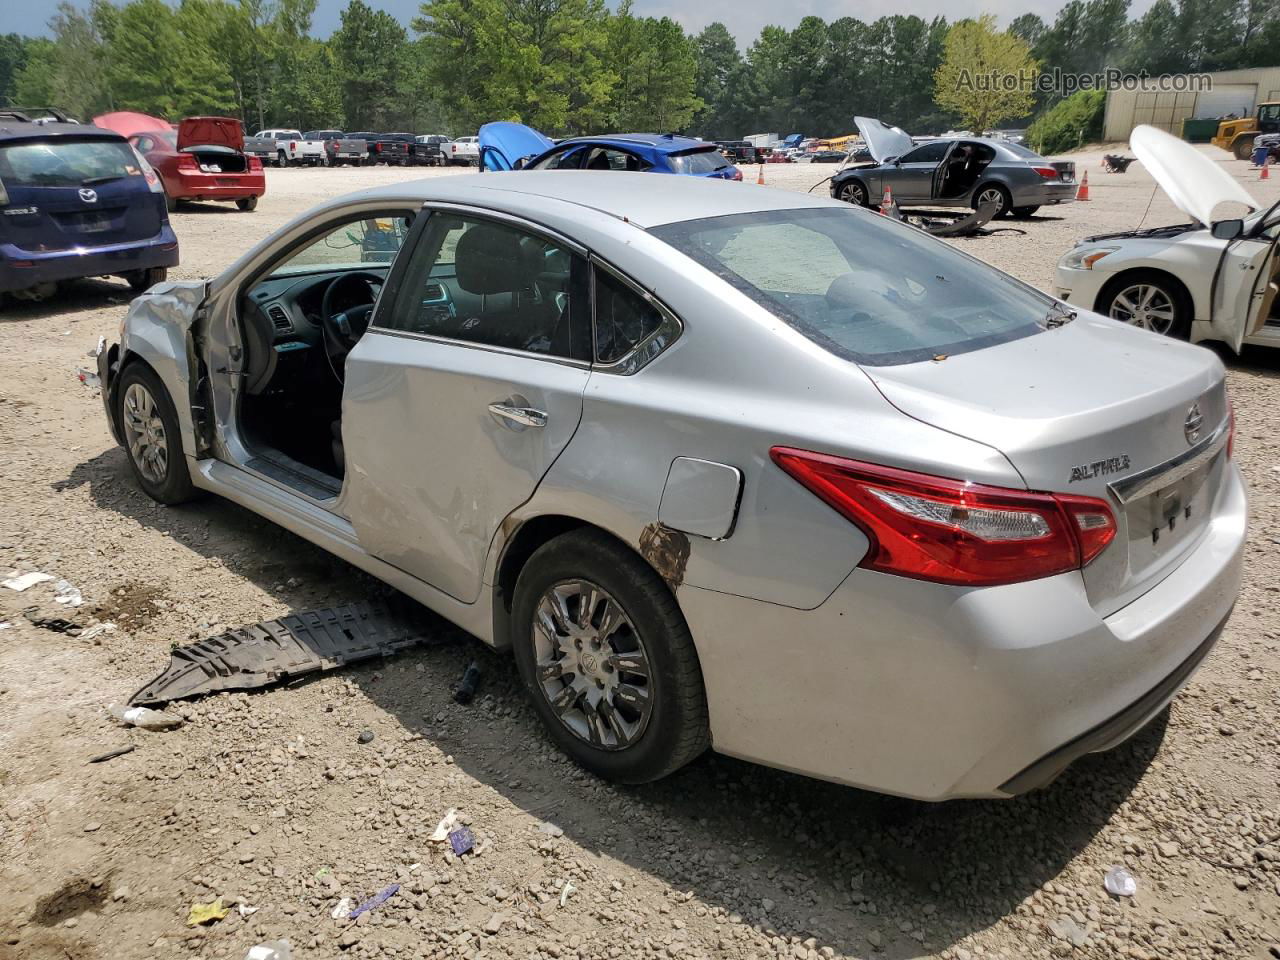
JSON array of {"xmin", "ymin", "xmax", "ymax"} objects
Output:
[{"xmin": 2, "ymin": 147, "xmax": 1279, "ymax": 960}]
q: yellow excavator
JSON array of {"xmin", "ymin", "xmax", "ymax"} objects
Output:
[{"xmin": 1212, "ymin": 101, "xmax": 1280, "ymax": 159}]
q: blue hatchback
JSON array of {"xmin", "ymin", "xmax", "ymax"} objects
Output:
[
  {"xmin": 0, "ymin": 121, "xmax": 178, "ymax": 301},
  {"xmin": 479, "ymin": 123, "xmax": 743, "ymax": 181}
]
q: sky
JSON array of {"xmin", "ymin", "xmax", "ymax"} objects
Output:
[{"xmin": 3, "ymin": 0, "xmax": 1155, "ymax": 45}]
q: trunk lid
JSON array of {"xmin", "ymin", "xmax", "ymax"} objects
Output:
[
  {"xmin": 1131, "ymin": 124, "xmax": 1258, "ymax": 226},
  {"xmin": 178, "ymin": 117, "xmax": 243, "ymax": 152},
  {"xmin": 1048, "ymin": 159, "xmax": 1075, "ymax": 183},
  {"xmin": 865, "ymin": 315, "xmax": 1230, "ymax": 615}
]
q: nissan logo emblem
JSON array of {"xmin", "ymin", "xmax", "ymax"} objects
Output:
[
  {"xmin": 1184, "ymin": 403, "xmax": 1204, "ymax": 445},
  {"xmin": 78, "ymin": 187, "xmax": 98, "ymax": 203}
]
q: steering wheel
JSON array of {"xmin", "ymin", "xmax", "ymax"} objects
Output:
[{"xmin": 319, "ymin": 271, "xmax": 381, "ymax": 381}]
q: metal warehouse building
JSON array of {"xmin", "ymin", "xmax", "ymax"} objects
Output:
[{"xmin": 1103, "ymin": 66, "xmax": 1280, "ymax": 141}]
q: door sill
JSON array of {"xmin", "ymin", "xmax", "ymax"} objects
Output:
[{"xmin": 243, "ymin": 451, "xmax": 342, "ymax": 502}]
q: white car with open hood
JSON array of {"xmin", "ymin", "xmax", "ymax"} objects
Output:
[{"xmin": 1056, "ymin": 125, "xmax": 1280, "ymax": 351}]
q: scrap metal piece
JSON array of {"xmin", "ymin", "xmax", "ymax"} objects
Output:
[
  {"xmin": 129, "ymin": 599, "xmax": 445, "ymax": 706},
  {"xmin": 912, "ymin": 200, "xmax": 1001, "ymax": 238}
]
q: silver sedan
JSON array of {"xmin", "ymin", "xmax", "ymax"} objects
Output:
[{"xmin": 98, "ymin": 172, "xmax": 1245, "ymax": 800}]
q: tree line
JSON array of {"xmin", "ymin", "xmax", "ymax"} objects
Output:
[{"xmin": 1, "ymin": 0, "xmax": 1277, "ymax": 139}]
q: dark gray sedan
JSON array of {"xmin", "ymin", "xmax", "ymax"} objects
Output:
[{"xmin": 831, "ymin": 116, "xmax": 1077, "ymax": 218}]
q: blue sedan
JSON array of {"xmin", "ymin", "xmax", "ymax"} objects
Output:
[{"xmin": 478, "ymin": 122, "xmax": 742, "ymax": 181}]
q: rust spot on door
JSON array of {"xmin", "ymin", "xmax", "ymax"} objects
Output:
[{"xmin": 638, "ymin": 522, "xmax": 690, "ymax": 591}]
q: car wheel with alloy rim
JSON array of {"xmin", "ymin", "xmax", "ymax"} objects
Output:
[
  {"xmin": 838, "ymin": 180, "xmax": 869, "ymax": 206},
  {"xmin": 1098, "ymin": 271, "xmax": 1192, "ymax": 340},
  {"xmin": 116, "ymin": 364, "xmax": 198, "ymax": 504},
  {"xmin": 511, "ymin": 529, "xmax": 709, "ymax": 783},
  {"xmin": 974, "ymin": 183, "xmax": 1011, "ymax": 218}
]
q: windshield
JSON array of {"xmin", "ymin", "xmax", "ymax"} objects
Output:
[
  {"xmin": 651, "ymin": 207, "xmax": 1050, "ymax": 366},
  {"xmin": 0, "ymin": 138, "xmax": 143, "ymax": 188},
  {"xmin": 670, "ymin": 149, "xmax": 730, "ymax": 174}
]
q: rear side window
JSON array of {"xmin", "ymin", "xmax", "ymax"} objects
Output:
[
  {"xmin": 594, "ymin": 268, "xmax": 663, "ymax": 363},
  {"xmin": 669, "ymin": 149, "xmax": 729, "ymax": 174},
  {"xmin": 1000, "ymin": 142, "xmax": 1043, "ymax": 160},
  {"xmin": 0, "ymin": 138, "xmax": 143, "ymax": 188},
  {"xmin": 651, "ymin": 207, "xmax": 1049, "ymax": 366}
]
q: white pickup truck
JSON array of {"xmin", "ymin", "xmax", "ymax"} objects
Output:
[
  {"xmin": 447, "ymin": 135, "xmax": 479, "ymax": 166},
  {"xmin": 251, "ymin": 129, "xmax": 326, "ymax": 167}
]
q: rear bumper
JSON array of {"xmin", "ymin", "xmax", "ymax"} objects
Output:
[
  {"xmin": 1015, "ymin": 181, "xmax": 1077, "ymax": 206},
  {"xmin": 0, "ymin": 226, "xmax": 179, "ymax": 293},
  {"xmin": 170, "ymin": 171, "xmax": 265, "ymax": 201},
  {"xmin": 679, "ymin": 462, "xmax": 1246, "ymax": 800}
]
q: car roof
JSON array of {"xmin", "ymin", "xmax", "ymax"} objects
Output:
[
  {"xmin": 558, "ymin": 133, "xmax": 711, "ymax": 153},
  {"xmin": 335, "ymin": 170, "xmax": 840, "ymax": 228},
  {"xmin": 0, "ymin": 122, "xmax": 123, "ymax": 143}
]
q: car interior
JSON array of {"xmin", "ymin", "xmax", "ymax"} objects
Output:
[
  {"xmin": 235, "ymin": 214, "xmax": 413, "ymax": 496},
  {"xmin": 935, "ymin": 141, "xmax": 997, "ymax": 199}
]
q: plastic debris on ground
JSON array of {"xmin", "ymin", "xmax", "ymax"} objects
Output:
[
  {"xmin": 2, "ymin": 571, "xmax": 53, "ymax": 592},
  {"xmin": 0, "ymin": 621, "xmax": 11, "ymax": 630},
  {"xmin": 187, "ymin": 898, "xmax": 230, "ymax": 926},
  {"xmin": 348, "ymin": 884, "xmax": 398, "ymax": 920},
  {"xmin": 453, "ymin": 660, "xmax": 483, "ymax": 704},
  {"xmin": 87, "ymin": 745, "xmax": 136, "ymax": 764},
  {"xmin": 537, "ymin": 821, "xmax": 564, "ymax": 838},
  {"xmin": 329, "ymin": 897, "xmax": 351, "ymax": 920},
  {"xmin": 108, "ymin": 702, "xmax": 183, "ymax": 731},
  {"xmin": 429, "ymin": 808, "xmax": 458, "ymax": 842},
  {"xmin": 237, "ymin": 902, "xmax": 259, "ymax": 918},
  {"xmin": 53, "ymin": 580, "xmax": 84, "ymax": 606},
  {"xmin": 1047, "ymin": 916, "xmax": 1089, "ymax": 947},
  {"xmin": 76, "ymin": 368, "xmax": 101, "ymax": 390},
  {"xmin": 1104, "ymin": 866, "xmax": 1137, "ymax": 897},
  {"xmin": 560, "ymin": 880, "xmax": 575, "ymax": 907},
  {"xmin": 448, "ymin": 826, "xmax": 475, "ymax": 856},
  {"xmin": 244, "ymin": 941, "xmax": 291, "ymax": 960},
  {"xmin": 78, "ymin": 622, "xmax": 117, "ymax": 642}
]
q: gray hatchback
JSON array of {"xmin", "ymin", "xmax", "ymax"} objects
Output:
[
  {"xmin": 831, "ymin": 116, "xmax": 1077, "ymax": 218},
  {"xmin": 98, "ymin": 172, "xmax": 1243, "ymax": 800}
]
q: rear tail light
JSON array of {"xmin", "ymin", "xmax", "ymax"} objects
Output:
[
  {"xmin": 1032, "ymin": 166, "xmax": 1060, "ymax": 179},
  {"xmin": 177, "ymin": 154, "xmax": 198, "ymax": 171},
  {"xmin": 374, "ymin": 143, "xmax": 382, "ymax": 152},
  {"xmin": 770, "ymin": 448, "xmax": 1116, "ymax": 587},
  {"xmin": 249, "ymin": 156, "xmax": 263, "ymax": 171}
]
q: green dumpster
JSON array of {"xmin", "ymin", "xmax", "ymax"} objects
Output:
[{"xmin": 1181, "ymin": 118, "xmax": 1219, "ymax": 143}]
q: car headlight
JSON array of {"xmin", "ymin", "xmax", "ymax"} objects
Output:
[{"xmin": 1061, "ymin": 245, "xmax": 1119, "ymax": 270}]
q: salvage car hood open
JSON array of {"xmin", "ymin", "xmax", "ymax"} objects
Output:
[
  {"xmin": 479, "ymin": 122, "xmax": 555, "ymax": 171},
  {"xmin": 91, "ymin": 111, "xmax": 173, "ymax": 138},
  {"xmin": 1130, "ymin": 124, "xmax": 1259, "ymax": 226},
  {"xmin": 855, "ymin": 116, "xmax": 914, "ymax": 163},
  {"xmin": 178, "ymin": 116, "xmax": 243, "ymax": 151}
]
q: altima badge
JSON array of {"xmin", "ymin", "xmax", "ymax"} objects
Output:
[
  {"xmin": 1184, "ymin": 403, "xmax": 1203, "ymax": 445},
  {"xmin": 1069, "ymin": 455, "xmax": 1132, "ymax": 482}
]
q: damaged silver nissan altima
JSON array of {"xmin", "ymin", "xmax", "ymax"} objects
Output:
[{"xmin": 97, "ymin": 172, "xmax": 1245, "ymax": 800}]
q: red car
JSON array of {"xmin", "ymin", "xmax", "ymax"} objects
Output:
[{"xmin": 120, "ymin": 117, "xmax": 265, "ymax": 213}]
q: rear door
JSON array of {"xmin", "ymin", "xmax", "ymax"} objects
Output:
[
  {"xmin": 342, "ymin": 207, "xmax": 592, "ymax": 603},
  {"xmin": 0, "ymin": 135, "xmax": 162, "ymax": 251}
]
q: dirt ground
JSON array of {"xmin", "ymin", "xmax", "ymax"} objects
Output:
[{"xmin": 2, "ymin": 147, "xmax": 1279, "ymax": 960}]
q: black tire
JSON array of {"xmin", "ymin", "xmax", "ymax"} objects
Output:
[
  {"xmin": 165, "ymin": 191, "xmax": 177, "ymax": 213},
  {"xmin": 127, "ymin": 266, "xmax": 166, "ymax": 292},
  {"xmin": 973, "ymin": 182, "xmax": 1012, "ymax": 218},
  {"xmin": 1233, "ymin": 136, "xmax": 1255, "ymax": 161},
  {"xmin": 1011, "ymin": 205, "xmax": 1040, "ymax": 218},
  {"xmin": 236, "ymin": 196, "xmax": 258, "ymax": 212},
  {"xmin": 115, "ymin": 363, "xmax": 198, "ymax": 505},
  {"xmin": 511, "ymin": 529, "xmax": 709, "ymax": 784},
  {"xmin": 836, "ymin": 179, "xmax": 869, "ymax": 207},
  {"xmin": 277, "ymin": 151, "xmax": 289, "ymax": 168},
  {"xmin": 1096, "ymin": 270, "xmax": 1193, "ymax": 340}
]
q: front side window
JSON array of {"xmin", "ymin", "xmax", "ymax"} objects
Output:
[
  {"xmin": 0, "ymin": 138, "xmax": 145, "ymax": 188},
  {"xmin": 651, "ymin": 207, "xmax": 1049, "ymax": 366},
  {"xmin": 899, "ymin": 141, "xmax": 948, "ymax": 164},
  {"xmin": 267, "ymin": 215, "xmax": 413, "ymax": 278},
  {"xmin": 581, "ymin": 147, "xmax": 648, "ymax": 172},
  {"xmin": 529, "ymin": 146, "xmax": 585, "ymax": 170},
  {"xmin": 383, "ymin": 213, "xmax": 589, "ymax": 360}
]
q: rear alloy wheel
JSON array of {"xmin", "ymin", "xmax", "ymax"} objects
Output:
[
  {"xmin": 1100, "ymin": 273, "xmax": 1191, "ymax": 339},
  {"xmin": 838, "ymin": 180, "xmax": 869, "ymax": 206},
  {"xmin": 511, "ymin": 529, "xmax": 709, "ymax": 784},
  {"xmin": 974, "ymin": 184, "xmax": 1011, "ymax": 218},
  {"xmin": 116, "ymin": 364, "xmax": 197, "ymax": 504},
  {"xmin": 236, "ymin": 196, "xmax": 258, "ymax": 212}
]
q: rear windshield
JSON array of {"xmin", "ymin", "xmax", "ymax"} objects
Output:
[
  {"xmin": 670, "ymin": 149, "xmax": 731, "ymax": 174},
  {"xmin": 650, "ymin": 207, "xmax": 1049, "ymax": 366},
  {"xmin": 0, "ymin": 137, "xmax": 143, "ymax": 188}
]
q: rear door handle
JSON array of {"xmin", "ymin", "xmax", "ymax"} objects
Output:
[{"xmin": 488, "ymin": 402, "xmax": 548, "ymax": 429}]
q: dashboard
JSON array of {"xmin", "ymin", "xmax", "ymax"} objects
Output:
[{"xmin": 244, "ymin": 267, "xmax": 388, "ymax": 350}]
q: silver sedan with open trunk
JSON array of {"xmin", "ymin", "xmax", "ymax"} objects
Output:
[{"xmin": 97, "ymin": 172, "xmax": 1245, "ymax": 800}]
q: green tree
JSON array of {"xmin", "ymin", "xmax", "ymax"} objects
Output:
[
  {"xmin": 0, "ymin": 34, "xmax": 34, "ymax": 107},
  {"xmin": 607, "ymin": 14, "xmax": 698, "ymax": 131},
  {"xmin": 334, "ymin": 0, "xmax": 409, "ymax": 129},
  {"xmin": 109, "ymin": 0, "xmax": 235, "ymax": 117},
  {"xmin": 13, "ymin": 39, "xmax": 56, "ymax": 107},
  {"xmin": 1008, "ymin": 13, "xmax": 1046, "ymax": 45},
  {"xmin": 690, "ymin": 22, "xmax": 740, "ymax": 138},
  {"xmin": 934, "ymin": 15, "xmax": 1038, "ymax": 134}
]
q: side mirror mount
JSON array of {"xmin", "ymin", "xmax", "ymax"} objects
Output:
[{"xmin": 1211, "ymin": 218, "xmax": 1244, "ymax": 240}]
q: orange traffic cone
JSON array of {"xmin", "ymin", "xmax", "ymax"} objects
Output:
[
  {"xmin": 1075, "ymin": 171, "xmax": 1090, "ymax": 201},
  {"xmin": 879, "ymin": 186, "xmax": 893, "ymax": 215},
  {"xmin": 756, "ymin": 163, "xmax": 765, "ymax": 185},
  {"xmin": 1262, "ymin": 155, "xmax": 1271, "ymax": 180}
]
